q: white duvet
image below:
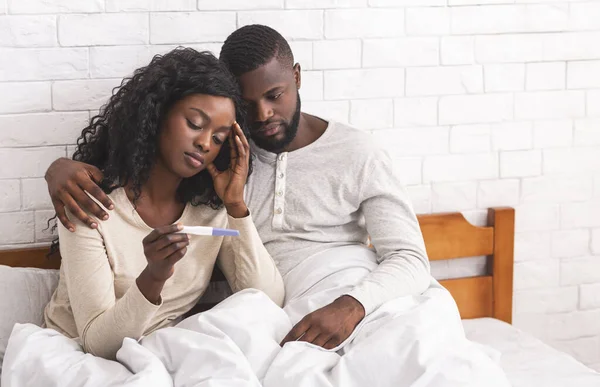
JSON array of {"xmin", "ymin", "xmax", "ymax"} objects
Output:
[{"xmin": 2, "ymin": 246, "xmax": 510, "ymax": 387}]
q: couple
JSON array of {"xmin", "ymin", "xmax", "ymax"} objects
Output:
[
  {"xmin": 7, "ymin": 25, "xmax": 452, "ymax": 385},
  {"xmin": 39, "ymin": 24, "xmax": 430, "ymax": 371},
  {"xmin": 7, "ymin": 24, "xmax": 513, "ymax": 387}
]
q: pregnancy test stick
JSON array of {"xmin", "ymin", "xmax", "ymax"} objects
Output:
[{"xmin": 181, "ymin": 226, "xmax": 240, "ymax": 237}]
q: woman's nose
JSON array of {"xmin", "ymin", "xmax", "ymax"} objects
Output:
[{"xmin": 194, "ymin": 131, "xmax": 211, "ymax": 152}]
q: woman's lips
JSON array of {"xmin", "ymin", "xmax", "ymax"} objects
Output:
[{"xmin": 184, "ymin": 152, "xmax": 204, "ymax": 168}]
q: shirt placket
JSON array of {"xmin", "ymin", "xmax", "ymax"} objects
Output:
[{"xmin": 272, "ymin": 152, "xmax": 287, "ymax": 230}]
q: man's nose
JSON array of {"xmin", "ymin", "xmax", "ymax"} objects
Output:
[{"xmin": 256, "ymin": 101, "xmax": 273, "ymax": 123}]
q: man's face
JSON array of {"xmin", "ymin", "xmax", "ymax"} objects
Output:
[{"xmin": 237, "ymin": 57, "xmax": 301, "ymax": 153}]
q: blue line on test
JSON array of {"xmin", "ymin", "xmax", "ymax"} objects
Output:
[{"xmin": 212, "ymin": 228, "xmax": 240, "ymax": 237}]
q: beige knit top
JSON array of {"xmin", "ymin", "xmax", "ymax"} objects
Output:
[{"xmin": 44, "ymin": 188, "xmax": 284, "ymax": 359}]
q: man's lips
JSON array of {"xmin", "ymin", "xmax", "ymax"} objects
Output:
[{"xmin": 257, "ymin": 123, "xmax": 282, "ymax": 137}]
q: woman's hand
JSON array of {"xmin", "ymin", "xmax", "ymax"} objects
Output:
[
  {"xmin": 137, "ymin": 224, "xmax": 189, "ymax": 303},
  {"xmin": 207, "ymin": 122, "xmax": 250, "ymax": 218}
]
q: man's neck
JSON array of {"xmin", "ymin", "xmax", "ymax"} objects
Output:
[{"xmin": 280, "ymin": 112, "xmax": 328, "ymax": 153}]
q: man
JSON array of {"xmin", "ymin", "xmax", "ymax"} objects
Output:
[{"xmin": 44, "ymin": 25, "xmax": 431, "ymax": 350}]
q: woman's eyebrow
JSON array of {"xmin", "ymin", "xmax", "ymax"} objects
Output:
[{"xmin": 189, "ymin": 107, "xmax": 211, "ymax": 123}]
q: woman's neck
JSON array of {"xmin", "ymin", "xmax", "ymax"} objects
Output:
[{"xmin": 126, "ymin": 161, "xmax": 186, "ymax": 228}]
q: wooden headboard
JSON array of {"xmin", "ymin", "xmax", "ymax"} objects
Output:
[
  {"xmin": 425, "ymin": 207, "xmax": 515, "ymax": 324},
  {"xmin": 0, "ymin": 207, "xmax": 515, "ymax": 323}
]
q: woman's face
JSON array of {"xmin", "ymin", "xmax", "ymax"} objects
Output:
[{"xmin": 158, "ymin": 94, "xmax": 235, "ymax": 179}]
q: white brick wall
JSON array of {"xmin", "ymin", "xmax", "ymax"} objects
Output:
[
  {"xmin": 0, "ymin": 82, "xmax": 51, "ymax": 114},
  {"xmin": 363, "ymin": 38, "xmax": 439, "ymax": 67},
  {"xmin": 514, "ymin": 231, "xmax": 551, "ymax": 262},
  {"xmin": 0, "ymin": 15, "xmax": 57, "ymax": 47},
  {"xmin": 527, "ymin": 62, "xmax": 566, "ymax": 91},
  {"xmin": 514, "ymin": 260, "xmax": 559, "ymax": 290},
  {"xmin": 52, "ymin": 79, "xmax": 121, "ymax": 111},
  {"xmin": 1, "ymin": 0, "xmax": 599, "ymax": 371},
  {"xmin": 484, "ymin": 64, "xmax": 525, "ymax": 92},
  {"xmin": 106, "ymin": 0, "xmax": 196, "ymax": 12},
  {"xmin": 439, "ymin": 93, "xmax": 513, "ymax": 125},
  {"xmin": 151, "ymin": 12, "xmax": 235, "ymax": 44},
  {"xmin": 8, "ymin": 0, "xmax": 104, "ymax": 14}
]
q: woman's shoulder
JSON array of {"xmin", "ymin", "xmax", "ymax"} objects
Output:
[{"xmin": 61, "ymin": 188, "xmax": 126, "ymax": 230}]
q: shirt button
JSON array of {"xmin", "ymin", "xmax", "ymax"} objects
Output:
[
  {"xmin": 276, "ymin": 190, "xmax": 283, "ymax": 196},
  {"xmin": 278, "ymin": 173, "xmax": 284, "ymax": 178},
  {"xmin": 275, "ymin": 208, "xmax": 283, "ymax": 214}
]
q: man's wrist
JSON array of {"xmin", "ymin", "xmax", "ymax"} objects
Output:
[{"xmin": 337, "ymin": 295, "xmax": 366, "ymax": 319}]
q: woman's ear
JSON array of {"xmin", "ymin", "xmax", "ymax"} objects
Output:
[{"xmin": 293, "ymin": 63, "xmax": 301, "ymax": 90}]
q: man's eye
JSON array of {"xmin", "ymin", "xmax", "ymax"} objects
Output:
[{"xmin": 269, "ymin": 93, "xmax": 283, "ymax": 100}]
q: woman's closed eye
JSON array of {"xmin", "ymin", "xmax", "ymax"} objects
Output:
[
  {"xmin": 213, "ymin": 135, "xmax": 225, "ymax": 145},
  {"xmin": 186, "ymin": 119, "xmax": 202, "ymax": 130}
]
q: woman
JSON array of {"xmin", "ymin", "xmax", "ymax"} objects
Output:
[{"xmin": 43, "ymin": 48, "xmax": 284, "ymax": 360}]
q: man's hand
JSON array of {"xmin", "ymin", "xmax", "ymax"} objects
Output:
[
  {"xmin": 45, "ymin": 158, "xmax": 114, "ymax": 231},
  {"xmin": 280, "ymin": 295, "xmax": 366, "ymax": 349}
]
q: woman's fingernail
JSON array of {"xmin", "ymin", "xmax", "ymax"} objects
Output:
[{"xmin": 69, "ymin": 227, "xmax": 75, "ymax": 232}]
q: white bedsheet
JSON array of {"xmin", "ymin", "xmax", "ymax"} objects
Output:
[
  {"xmin": 463, "ymin": 318, "xmax": 600, "ymax": 387},
  {"xmin": 3, "ymin": 246, "xmax": 510, "ymax": 387}
]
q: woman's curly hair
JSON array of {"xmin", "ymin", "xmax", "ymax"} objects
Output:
[{"xmin": 74, "ymin": 47, "xmax": 250, "ymax": 208}]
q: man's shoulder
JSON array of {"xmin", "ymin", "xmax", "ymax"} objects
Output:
[
  {"xmin": 326, "ymin": 121, "xmax": 390, "ymax": 162},
  {"xmin": 327, "ymin": 121, "xmax": 384, "ymax": 153},
  {"xmin": 331, "ymin": 121, "xmax": 372, "ymax": 140}
]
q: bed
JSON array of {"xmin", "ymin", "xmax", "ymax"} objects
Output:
[{"xmin": 1, "ymin": 207, "xmax": 598, "ymax": 386}]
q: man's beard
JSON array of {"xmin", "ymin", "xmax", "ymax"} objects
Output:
[{"xmin": 251, "ymin": 91, "xmax": 301, "ymax": 153}]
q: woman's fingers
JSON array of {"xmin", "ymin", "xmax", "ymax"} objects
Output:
[
  {"xmin": 143, "ymin": 224, "xmax": 183, "ymax": 245},
  {"xmin": 165, "ymin": 245, "xmax": 188, "ymax": 266},
  {"xmin": 153, "ymin": 233, "xmax": 189, "ymax": 252},
  {"xmin": 235, "ymin": 135, "xmax": 246, "ymax": 157},
  {"xmin": 235, "ymin": 122, "xmax": 250, "ymax": 151},
  {"xmin": 228, "ymin": 126, "xmax": 237, "ymax": 164},
  {"xmin": 206, "ymin": 163, "xmax": 220, "ymax": 179},
  {"xmin": 232, "ymin": 123, "xmax": 249, "ymax": 171},
  {"xmin": 158, "ymin": 240, "xmax": 189, "ymax": 260}
]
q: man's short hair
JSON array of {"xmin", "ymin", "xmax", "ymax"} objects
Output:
[{"xmin": 219, "ymin": 24, "xmax": 294, "ymax": 77}]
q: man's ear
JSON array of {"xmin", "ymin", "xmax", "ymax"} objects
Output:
[{"xmin": 293, "ymin": 63, "xmax": 301, "ymax": 89}]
